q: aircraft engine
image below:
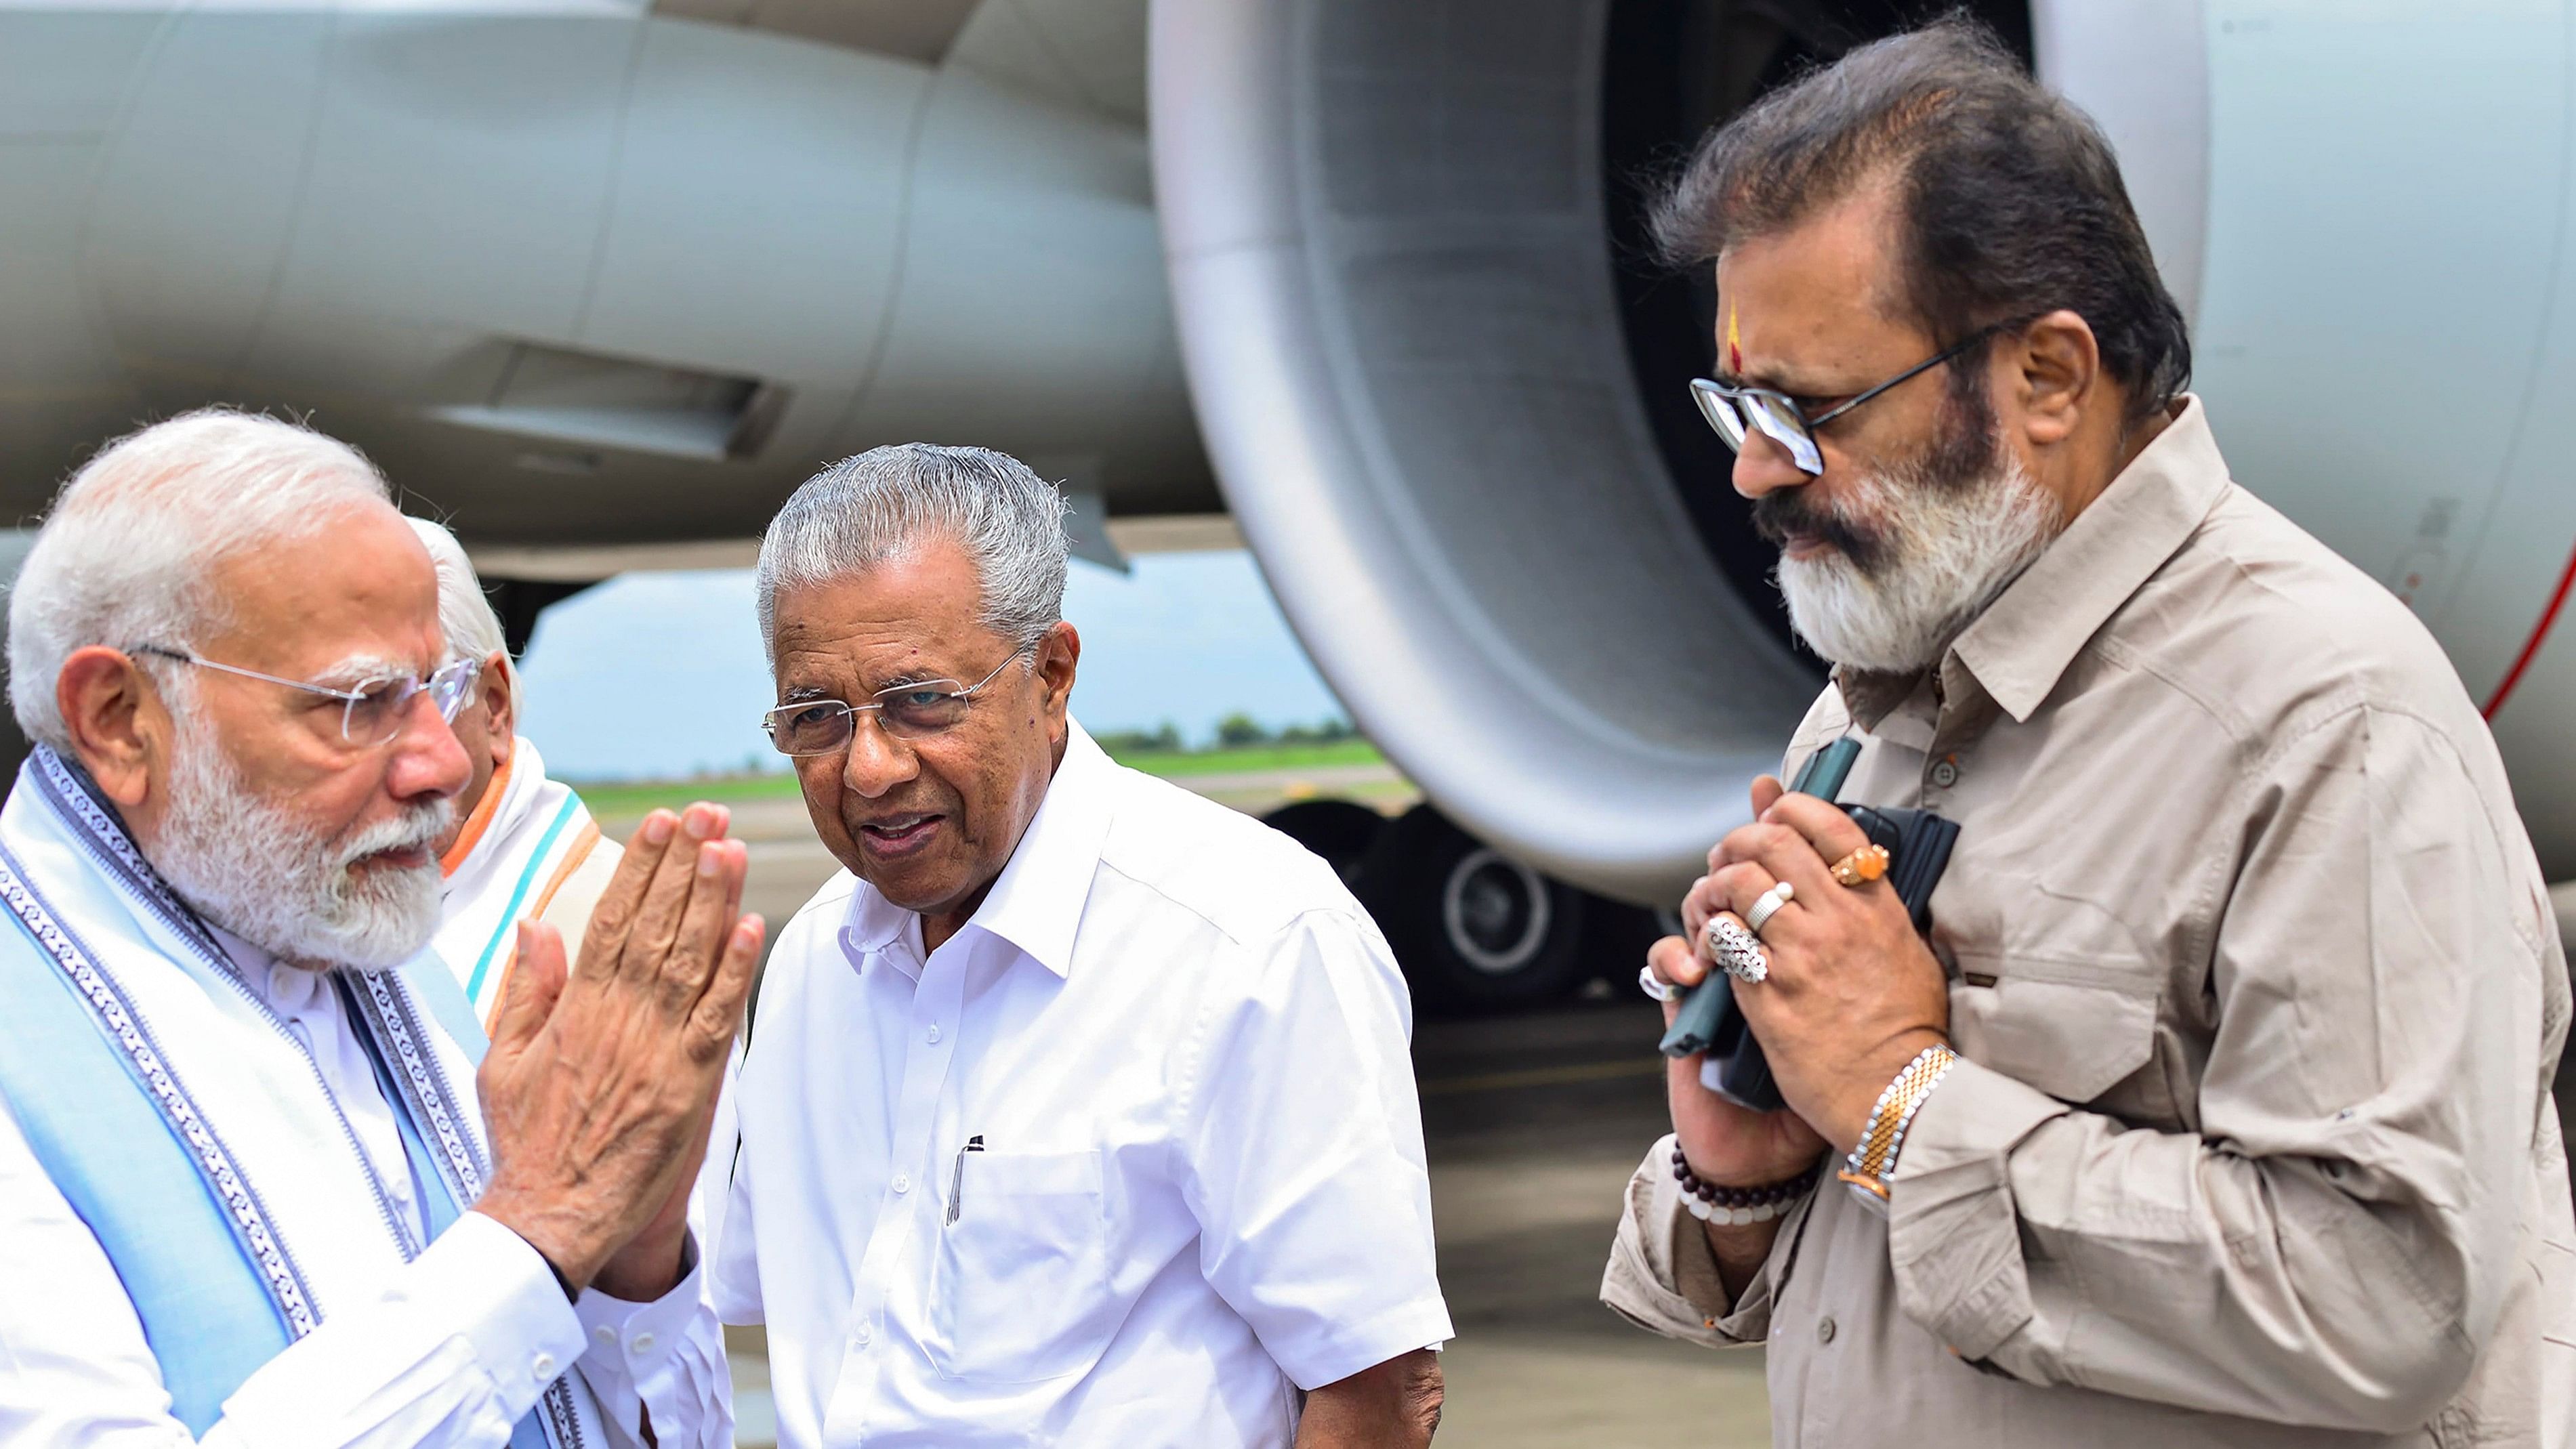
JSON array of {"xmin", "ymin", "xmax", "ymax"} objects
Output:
[{"xmin": 1151, "ymin": 0, "xmax": 2576, "ymax": 906}]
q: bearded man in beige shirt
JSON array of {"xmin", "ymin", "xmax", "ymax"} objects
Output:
[{"xmin": 1606, "ymin": 20, "xmax": 2576, "ymax": 1447}]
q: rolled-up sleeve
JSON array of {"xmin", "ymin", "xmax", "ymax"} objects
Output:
[
  {"xmin": 1887, "ymin": 704, "xmax": 2546, "ymax": 1431},
  {"xmin": 1173, "ymin": 910, "xmax": 1454, "ymax": 1391},
  {"xmin": 1599, "ymin": 1133, "xmax": 1806, "ymax": 1347}
]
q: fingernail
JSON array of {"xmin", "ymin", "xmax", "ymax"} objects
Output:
[
  {"xmin": 684, "ymin": 805, "xmax": 714, "ymax": 839},
  {"xmin": 734, "ymin": 919, "xmax": 762, "ymax": 949},
  {"xmin": 644, "ymin": 812, "xmax": 675, "ymax": 845},
  {"xmin": 697, "ymin": 845, "xmax": 721, "ymax": 877}
]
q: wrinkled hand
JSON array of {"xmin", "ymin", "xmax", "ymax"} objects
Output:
[
  {"xmin": 588, "ymin": 1061, "xmax": 726, "ymax": 1302},
  {"xmin": 1680, "ymin": 778, "xmax": 1949, "ymax": 1154},
  {"xmin": 473, "ymin": 804, "xmax": 765, "ymax": 1293}
]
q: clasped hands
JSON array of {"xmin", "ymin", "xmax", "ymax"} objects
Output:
[
  {"xmin": 474, "ymin": 803, "xmax": 765, "ymax": 1302},
  {"xmin": 1649, "ymin": 773, "xmax": 1951, "ymax": 1180}
]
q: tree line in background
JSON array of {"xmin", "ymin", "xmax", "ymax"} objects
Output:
[{"xmin": 1095, "ymin": 714, "xmax": 1359, "ymax": 755}]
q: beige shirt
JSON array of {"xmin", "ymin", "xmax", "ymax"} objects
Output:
[{"xmin": 1602, "ymin": 399, "xmax": 2576, "ymax": 1446}]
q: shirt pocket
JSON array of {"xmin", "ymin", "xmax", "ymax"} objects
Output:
[
  {"xmin": 929, "ymin": 1148, "xmax": 1116, "ymax": 1384},
  {"xmin": 1949, "ymin": 957, "xmax": 2159, "ymax": 1104},
  {"xmin": 1945, "ymin": 877, "xmax": 2167, "ymax": 1107}
]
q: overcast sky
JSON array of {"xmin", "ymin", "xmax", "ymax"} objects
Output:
[{"xmin": 516, "ymin": 549, "xmax": 1346, "ymax": 781}]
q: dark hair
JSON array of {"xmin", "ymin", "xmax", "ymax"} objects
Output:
[{"xmin": 1652, "ymin": 17, "xmax": 2189, "ymax": 423}]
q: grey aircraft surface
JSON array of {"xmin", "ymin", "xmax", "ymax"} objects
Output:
[{"xmin": 6, "ymin": 0, "xmax": 2576, "ymax": 1014}]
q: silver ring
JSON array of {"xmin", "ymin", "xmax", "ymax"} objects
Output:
[
  {"xmin": 1637, "ymin": 963, "xmax": 1682, "ymax": 1003},
  {"xmin": 1743, "ymin": 880, "xmax": 1795, "ymax": 937},
  {"xmin": 1705, "ymin": 916, "xmax": 1769, "ymax": 984}
]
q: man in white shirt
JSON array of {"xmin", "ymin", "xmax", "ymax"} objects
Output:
[
  {"xmin": 721, "ymin": 443, "xmax": 1453, "ymax": 1446},
  {"xmin": 406, "ymin": 518, "xmax": 623, "ymax": 1031},
  {"xmin": 0, "ymin": 410, "xmax": 760, "ymax": 1447}
]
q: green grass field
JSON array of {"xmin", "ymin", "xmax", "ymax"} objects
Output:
[
  {"xmin": 570, "ymin": 740, "xmax": 1390, "ymax": 818},
  {"xmin": 1100, "ymin": 738, "xmax": 1383, "ymax": 776}
]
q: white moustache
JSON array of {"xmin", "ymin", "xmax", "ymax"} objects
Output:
[{"xmin": 333, "ymin": 799, "xmax": 456, "ymax": 871}]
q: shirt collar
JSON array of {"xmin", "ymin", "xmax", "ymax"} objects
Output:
[
  {"xmin": 1835, "ymin": 394, "xmax": 2230, "ymax": 729},
  {"xmin": 839, "ymin": 719, "xmax": 1117, "ymax": 980}
]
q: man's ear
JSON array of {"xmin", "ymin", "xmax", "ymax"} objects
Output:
[
  {"xmin": 480, "ymin": 648, "xmax": 516, "ymax": 763},
  {"xmin": 2013, "ymin": 308, "xmax": 2101, "ymax": 449},
  {"xmin": 55, "ymin": 647, "xmax": 166, "ymax": 809},
  {"xmin": 1037, "ymin": 621, "xmax": 1081, "ymax": 730}
]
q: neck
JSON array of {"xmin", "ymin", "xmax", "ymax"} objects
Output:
[
  {"xmin": 2055, "ymin": 398, "xmax": 2178, "ymax": 522},
  {"xmin": 2108, "ymin": 400, "xmax": 2178, "ymax": 482},
  {"xmin": 920, "ymin": 884, "xmax": 991, "ymax": 956}
]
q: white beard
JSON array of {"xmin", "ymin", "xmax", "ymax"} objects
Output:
[
  {"xmin": 150, "ymin": 713, "xmax": 453, "ymax": 970},
  {"xmin": 1775, "ymin": 454, "xmax": 2062, "ymax": 674}
]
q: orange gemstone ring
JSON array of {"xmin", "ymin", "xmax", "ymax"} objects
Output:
[{"xmin": 1829, "ymin": 843, "xmax": 1891, "ymax": 887}]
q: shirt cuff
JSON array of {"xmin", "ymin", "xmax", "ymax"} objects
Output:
[
  {"xmin": 1883, "ymin": 1056, "xmax": 2066, "ymax": 1362},
  {"xmin": 573, "ymin": 1234, "xmax": 708, "ymax": 1432},
  {"xmin": 1272, "ymin": 1297, "xmax": 1457, "ymax": 1393},
  {"xmin": 1598, "ymin": 1135, "xmax": 1790, "ymax": 1347},
  {"xmin": 439, "ymin": 1213, "xmax": 592, "ymax": 1421}
]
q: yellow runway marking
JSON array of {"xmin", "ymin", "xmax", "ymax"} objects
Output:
[{"xmin": 1419, "ymin": 1059, "xmax": 1665, "ymax": 1096}]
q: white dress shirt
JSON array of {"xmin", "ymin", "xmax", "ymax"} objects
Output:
[
  {"xmin": 0, "ymin": 931, "xmax": 730, "ymax": 1447},
  {"xmin": 715, "ymin": 721, "xmax": 1453, "ymax": 1448}
]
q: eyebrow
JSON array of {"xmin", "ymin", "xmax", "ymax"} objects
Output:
[
  {"xmin": 311, "ymin": 653, "xmax": 421, "ymax": 691},
  {"xmin": 1712, "ymin": 363, "xmax": 1850, "ymax": 400},
  {"xmin": 776, "ymin": 669, "xmax": 958, "ymax": 707}
]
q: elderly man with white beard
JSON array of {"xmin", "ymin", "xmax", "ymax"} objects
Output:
[
  {"xmin": 0, "ymin": 410, "xmax": 760, "ymax": 1448},
  {"xmin": 1606, "ymin": 22, "xmax": 2573, "ymax": 1448}
]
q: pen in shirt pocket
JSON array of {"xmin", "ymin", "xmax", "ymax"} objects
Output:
[{"xmin": 947, "ymin": 1135, "xmax": 984, "ymax": 1224}]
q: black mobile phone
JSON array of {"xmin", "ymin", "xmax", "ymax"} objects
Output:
[{"xmin": 1656, "ymin": 739, "xmax": 1957, "ymax": 1112}]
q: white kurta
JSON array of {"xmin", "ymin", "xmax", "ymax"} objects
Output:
[
  {"xmin": 0, "ymin": 880, "xmax": 732, "ymax": 1447},
  {"xmin": 715, "ymin": 722, "xmax": 1452, "ymax": 1448}
]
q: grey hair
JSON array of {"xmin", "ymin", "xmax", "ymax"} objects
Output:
[
  {"xmin": 406, "ymin": 516, "xmax": 516, "ymax": 713},
  {"xmin": 7, "ymin": 409, "xmax": 392, "ymax": 753},
  {"xmin": 755, "ymin": 443, "xmax": 1071, "ymax": 656}
]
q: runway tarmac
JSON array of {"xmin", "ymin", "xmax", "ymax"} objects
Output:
[{"xmin": 600, "ymin": 776, "xmax": 1771, "ymax": 1446}]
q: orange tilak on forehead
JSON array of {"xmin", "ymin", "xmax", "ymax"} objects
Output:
[{"xmin": 1726, "ymin": 303, "xmax": 1744, "ymax": 375}]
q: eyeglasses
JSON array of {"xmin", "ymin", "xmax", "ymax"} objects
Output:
[
  {"xmin": 133, "ymin": 645, "xmax": 482, "ymax": 747},
  {"xmin": 1688, "ymin": 322, "xmax": 2010, "ymax": 478},
  {"xmin": 762, "ymin": 649, "xmax": 1031, "ymax": 757}
]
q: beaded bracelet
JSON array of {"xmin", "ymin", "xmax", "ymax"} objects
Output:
[{"xmin": 1671, "ymin": 1147, "xmax": 1823, "ymax": 1226}]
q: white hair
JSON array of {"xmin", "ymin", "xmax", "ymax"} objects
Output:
[
  {"xmin": 7, "ymin": 409, "xmax": 392, "ymax": 752},
  {"xmin": 406, "ymin": 516, "xmax": 516, "ymax": 713},
  {"xmin": 755, "ymin": 443, "xmax": 1070, "ymax": 656}
]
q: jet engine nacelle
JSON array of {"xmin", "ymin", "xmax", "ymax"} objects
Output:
[{"xmin": 1152, "ymin": 0, "xmax": 2576, "ymax": 905}]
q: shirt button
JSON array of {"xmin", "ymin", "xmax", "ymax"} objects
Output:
[
  {"xmin": 629, "ymin": 1331, "xmax": 656, "ymax": 1355},
  {"xmin": 1929, "ymin": 759, "xmax": 1959, "ymax": 789},
  {"xmin": 892, "ymin": 1172, "xmax": 911, "ymax": 1194},
  {"xmin": 532, "ymin": 1351, "xmax": 558, "ymax": 1379},
  {"xmin": 854, "ymin": 1322, "xmax": 873, "ymax": 1347},
  {"xmin": 1817, "ymin": 1316, "xmax": 1838, "ymax": 1345},
  {"xmin": 926, "ymin": 1024, "xmax": 942, "ymax": 1044},
  {"xmin": 593, "ymin": 1325, "xmax": 617, "ymax": 1347}
]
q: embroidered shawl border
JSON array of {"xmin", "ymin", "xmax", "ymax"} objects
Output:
[
  {"xmin": 16, "ymin": 749, "xmax": 584, "ymax": 1448},
  {"xmin": 0, "ymin": 839, "xmax": 320, "ymax": 1336}
]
